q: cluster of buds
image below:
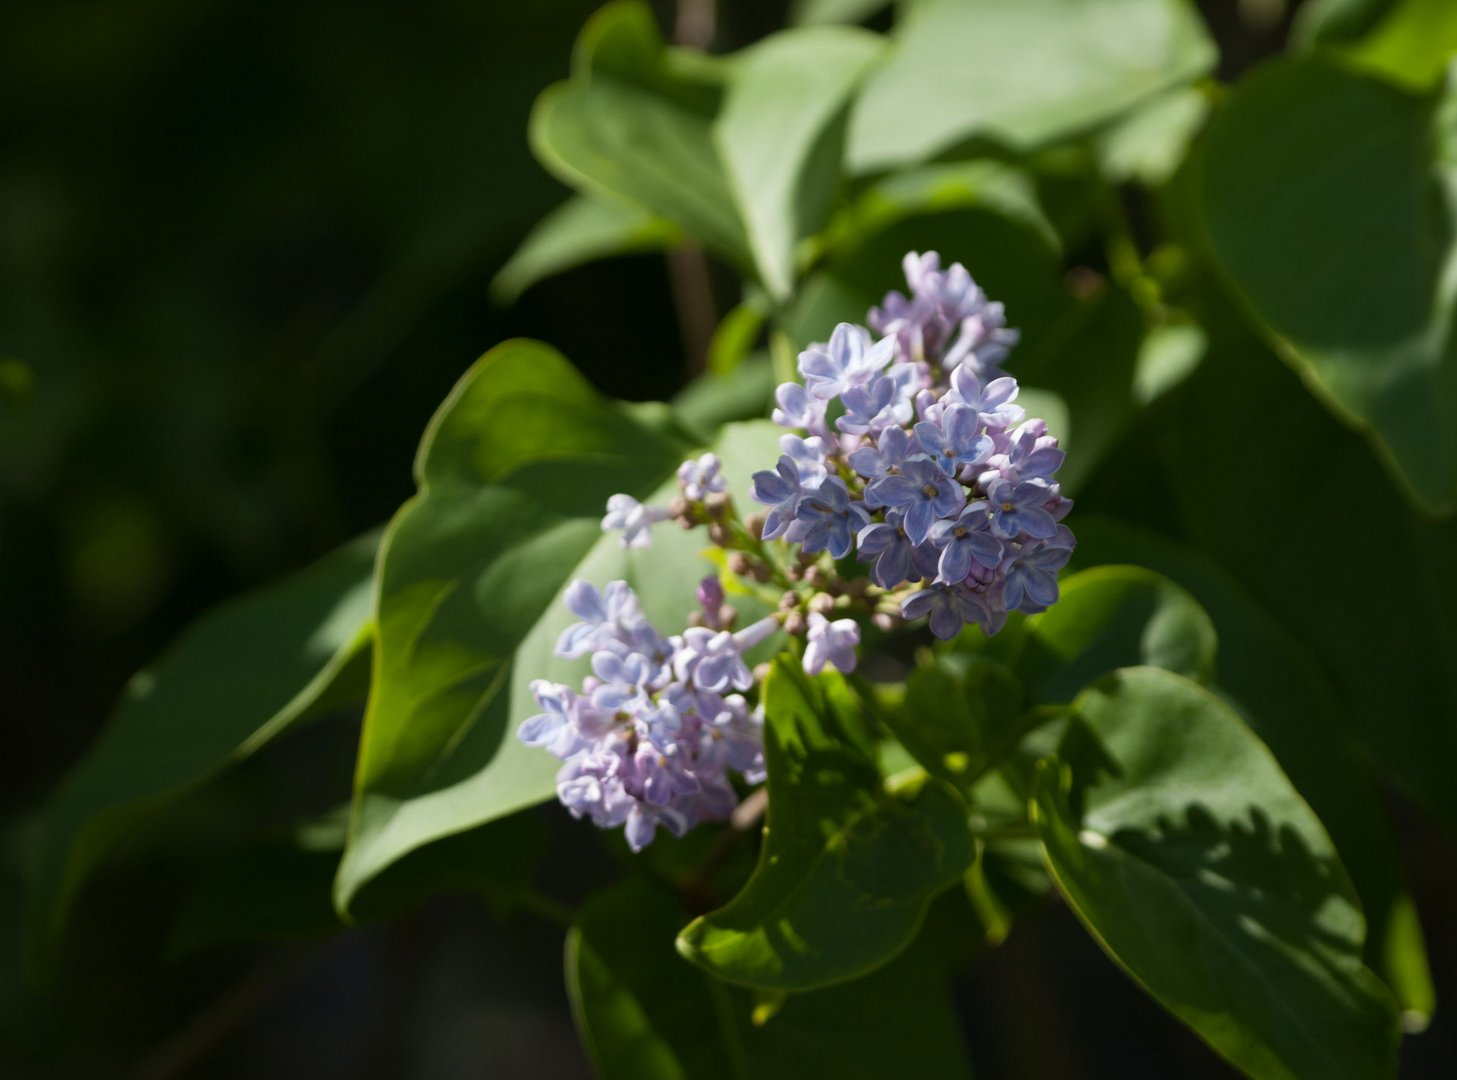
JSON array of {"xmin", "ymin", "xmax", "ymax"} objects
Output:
[{"xmin": 523, "ymin": 251, "xmax": 1073, "ymax": 849}]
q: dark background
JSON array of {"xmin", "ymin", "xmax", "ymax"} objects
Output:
[{"xmin": 3, "ymin": 1, "xmax": 1453, "ymax": 1077}]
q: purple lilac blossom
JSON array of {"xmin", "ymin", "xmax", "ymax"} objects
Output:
[
  {"xmin": 677, "ymin": 453, "xmax": 726, "ymax": 501},
  {"xmin": 780, "ymin": 434, "xmax": 828, "ymax": 487},
  {"xmin": 798, "ymin": 323, "xmax": 895, "ymax": 400},
  {"xmin": 601, "ymin": 493, "xmax": 670, "ymax": 549},
  {"xmin": 803, "ymin": 612, "xmax": 861, "ymax": 675},
  {"xmin": 750, "ymin": 455, "xmax": 805, "ymax": 540},
  {"xmin": 914, "ymin": 404, "xmax": 992, "ymax": 477},
  {"xmin": 789, "ymin": 476, "xmax": 871, "ymax": 559},
  {"xmin": 864, "ymin": 458, "xmax": 966, "ymax": 545},
  {"xmin": 519, "ymin": 579, "xmax": 768, "ymax": 852}
]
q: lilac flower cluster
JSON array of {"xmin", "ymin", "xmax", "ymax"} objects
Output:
[
  {"xmin": 519, "ymin": 580, "xmax": 773, "ymax": 851},
  {"xmin": 753, "ymin": 251, "xmax": 1074, "ymax": 639}
]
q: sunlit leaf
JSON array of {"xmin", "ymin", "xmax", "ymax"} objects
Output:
[
  {"xmin": 1199, "ymin": 58, "xmax": 1457, "ymax": 513},
  {"xmin": 1035, "ymin": 667, "xmax": 1400, "ymax": 1080},
  {"xmin": 847, "ymin": 0, "xmax": 1217, "ymax": 171}
]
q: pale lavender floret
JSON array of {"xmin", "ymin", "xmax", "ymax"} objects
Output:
[
  {"xmin": 928, "ymin": 505, "xmax": 1004, "ymax": 585},
  {"xmin": 678, "ymin": 453, "xmax": 726, "ymax": 502},
  {"xmin": 798, "ymin": 323, "xmax": 896, "ymax": 400},
  {"xmin": 555, "ymin": 579, "xmax": 647, "ymax": 659},
  {"xmin": 750, "ymin": 455, "xmax": 804, "ymax": 540},
  {"xmin": 945, "ymin": 366, "xmax": 1025, "ymax": 430},
  {"xmin": 1002, "ymin": 527, "xmax": 1076, "ymax": 613},
  {"xmin": 902, "ymin": 583, "xmax": 987, "ymax": 640},
  {"xmin": 631, "ymin": 741, "xmax": 701, "ymax": 806},
  {"xmin": 914, "ymin": 404, "xmax": 993, "ymax": 477},
  {"xmin": 837, "ymin": 375, "xmax": 897, "ymax": 436},
  {"xmin": 692, "ymin": 694, "xmax": 766, "ymax": 781},
  {"xmin": 864, "ymin": 458, "xmax": 966, "ymax": 546},
  {"xmin": 982, "ymin": 423, "xmax": 1065, "ymax": 485},
  {"xmin": 984, "ymin": 478, "xmax": 1058, "ymax": 540},
  {"xmin": 518, "ymin": 681, "xmax": 587, "ymax": 758},
  {"xmin": 773, "ymin": 381, "xmax": 830, "ymax": 436},
  {"xmin": 803, "ymin": 612, "xmax": 860, "ymax": 675},
  {"xmin": 780, "ymin": 433, "xmax": 828, "ymax": 487},
  {"xmin": 847, "ymin": 424, "xmax": 915, "ymax": 479},
  {"xmin": 788, "ymin": 476, "xmax": 870, "ymax": 559},
  {"xmin": 944, "ymin": 300, "xmax": 1020, "ymax": 374},
  {"xmin": 602, "ymin": 493, "xmax": 670, "ymax": 549},
  {"xmin": 590, "ymin": 650, "xmax": 655, "ymax": 710},
  {"xmin": 871, "ymin": 252, "xmax": 1017, "ymax": 370},
  {"xmin": 624, "ymin": 803, "xmax": 690, "ymax": 852},
  {"xmin": 672, "ymin": 627, "xmax": 754, "ymax": 694},
  {"xmin": 855, "ymin": 517, "xmax": 915, "ymax": 588}
]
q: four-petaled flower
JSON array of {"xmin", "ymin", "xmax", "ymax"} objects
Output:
[
  {"xmin": 750, "ymin": 455, "xmax": 805, "ymax": 540},
  {"xmin": 928, "ymin": 505, "xmax": 1004, "ymax": 585},
  {"xmin": 798, "ymin": 322, "xmax": 895, "ymax": 400},
  {"xmin": 791, "ymin": 476, "xmax": 871, "ymax": 558},
  {"xmin": 915, "ymin": 403, "xmax": 993, "ymax": 477},
  {"xmin": 865, "ymin": 458, "xmax": 966, "ymax": 545}
]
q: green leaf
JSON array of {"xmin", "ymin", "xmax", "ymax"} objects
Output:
[
  {"xmin": 672, "ymin": 354, "xmax": 777, "ymax": 438},
  {"xmin": 1313, "ymin": 0, "xmax": 1457, "ymax": 91},
  {"xmin": 1014, "ymin": 564, "xmax": 1217, "ymax": 705},
  {"xmin": 715, "ymin": 27, "xmax": 884, "ymax": 298},
  {"xmin": 529, "ymin": 2, "xmax": 749, "ymax": 265},
  {"xmin": 334, "ymin": 340, "xmax": 782, "ymax": 912},
  {"xmin": 1034, "ymin": 667, "xmax": 1400, "ymax": 1080},
  {"xmin": 890, "ymin": 655, "xmax": 1025, "ymax": 789},
  {"xmin": 571, "ymin": 877, "xmax": 973, "ymax": 1080},
  {"xmin": 821, "ymin": 160, "xmax": 1061, "ymax": 254},
  {"xmin": 24, "ymin": 530, "xmax": 378, "ymax": 975},
  {"xmin": 1070, "ymin": 517, "xmax": 1435, "ymax": 1025},
  {"xmin": 1094, "ymin": 85, "xmax": 1209, "ymax": 186},
  {"xmin": 491, "ymin": 195, "xmax": 681, "ymax": 303},
  {"xmin": 1012, "ymin": 285, "xmax": 1148, "ymax": 494},
  {"xmin": 847, "ymin": 0, "xmax": 1217, "ymax": 172},
  {"xmin": 1198, "ymin": 58, "xmax": 1457, "ymax": 513},
  {"xmin": 677, "ymin": 661, "xmax": 973, "ymax": 991}
]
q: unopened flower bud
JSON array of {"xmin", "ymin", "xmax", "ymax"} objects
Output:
[
  {"xmin": 803, "ymin": 565, "xmax": 827, "ymax": 588},
  {"xmin": 778, "ymin": 590, "xmax": 800, "ymax": 611},
  {"xmin": 704, "ymin": 491, "xmax": 730, "ymax": 517},
  {"xmin": 783, "ymin": 611, "xmax": 807, "ymax": 636},
  {"xmin": 718, "ymin": 604, "xmax": 738, "ymax": 630},
  {"xmin": 750, "ymin": 561, "xmax": 773, "ymax": 583},
  {"xmin": 745, "ymin": 513, "xmax": 766, "ymax": 539},
  {"xmin": 872, "ymin": 611, "xmax": 902, "ymax": 632},
  {"xmin": 707, "ymin": 521, "xmax": 732, "ymax": 546},
  {"xmin": 808, "ymin": 592, "xmax": 836, "ymax": 614},
  {"xmin": 728, "ymin": 553, "xmax": 753, "ymax": 576}
]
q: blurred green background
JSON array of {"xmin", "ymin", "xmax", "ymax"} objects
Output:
[{"xmin": 4, "ymin": 1, "xmax": 1456, "ymax": 1077}]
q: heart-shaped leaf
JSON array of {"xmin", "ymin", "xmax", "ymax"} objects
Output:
[
  {"xmin": 333, "ymin": 339, "xmax": 782, "ymax": 912},
  {"xmin": 1034, "ymin": 667, "xmax": 1400, "ymax": 1080}
]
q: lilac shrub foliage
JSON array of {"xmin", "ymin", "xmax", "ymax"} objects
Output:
[{"xmin": 520, "ymin": 252, "xmax": 1074, "ymax": 849}]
